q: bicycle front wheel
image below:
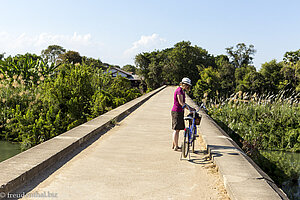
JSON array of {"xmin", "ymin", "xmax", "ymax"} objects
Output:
[
  {"xmin": 182, "ymin": 129, "xmax": 189, "ymax": 158},
  {"xmin": 191, "ymin": 139, "xmax": 195, "ymax": 153},
  {"xmin": 191, "ymin": 128, "xmax": 196, "ymax": 153}
]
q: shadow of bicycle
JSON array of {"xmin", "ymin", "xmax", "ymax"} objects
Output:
[{"xmin": 184, "ymin": 150, "xmax": 214, "ymax": 165}]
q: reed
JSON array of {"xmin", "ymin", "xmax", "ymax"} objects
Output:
[{"xmin": 207, "ymin": 90, "xmax": 300, "ymax": 152}]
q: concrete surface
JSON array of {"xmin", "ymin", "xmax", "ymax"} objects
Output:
[
  {"xmin": 185, "ymin": 96, "xmax": 288, "ymax": 200},
  {"xmin": 10, "ymin": 86, "xmax": 225, "ymax": 200}
]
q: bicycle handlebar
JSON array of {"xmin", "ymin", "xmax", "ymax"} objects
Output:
[
  {"xmin": 182, "ymin": 104, "xmax": 194, "ymax": 112},
  {"xmin": 182, "ymin": 103, "xmax": 207, "ymax": 113},
  {"xmin": 200, "ymin": 103, "xmax": 208, "ymax": 112}
]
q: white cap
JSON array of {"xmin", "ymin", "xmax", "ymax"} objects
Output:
[{"xmin": 181, "ymin": 77, "xmax": 192, "ymax": 86}]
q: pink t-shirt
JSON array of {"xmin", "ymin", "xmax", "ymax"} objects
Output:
[{"xmin": 172, "ymin": 87, "xmax": 185, "ymax": 112}]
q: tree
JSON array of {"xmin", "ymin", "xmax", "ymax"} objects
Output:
[
  {"xmin": 59, "ymin": 51, "xmax": 82, "ymax": 64},
  {"xmin": 0, "ymin": 53, "xmax": 5, "ymax": 60},
  {"xmin": 122, "ymin": 64, "xmax": 137, "ymax": 74},
  {"xmin": 260, "ymin": 60, "xmax": 284, "ymax": 92},
  {"xmin": 280, "ymin": 64, "xmax": 299, "ymax": 90},
  {"xmin": 165, "ymin": 41, "xmax": 214, "ymax": 85},
  {"xmin": 148, "ymin": 53, "xmax": 165, "ymax": 88},
  {"xmin": 135, "ymin": 41, "xmax": 215, "ymax": 90},
  {"xmin": 41, "ymin": 45, "xmax": 66, "ymax": 64},
  {"xmin": 295, "ymin": 61, "xmax": 300, "ymax": 91},
  {"xmin": 283, "ymin": 49, "xmax": 300, "ymax": 65},
  {"xmin": 226, "ymin": 43, "xmax": 256, "ymax": 68},
  {"xmin": 235, "ymin": 66, "xmax": 256, "ymax": 92},
  {"xmin": 242, "ymin": 71, "xmax": 266, "ymax": 94},
  {"xmin": 281, "ymin": 50, "xmax": 300, "ymax": 91},
  {"xmin": 135, "ymin": 51, "xmax": 166, "ymax": 89},
  {"xmin": 82, "ymin": 57, "xmax": 103, "ymax": 69},
  {"xmin": 135, "ymin": 52, "xmax": 152, "ymax": 88},
  {"xmin": 193, "ymin": 66, "xmax": 221, "ymax": 102},
  {"xmin": 215, "ymin": 55, "xmax": 236, "ymax": 97}
]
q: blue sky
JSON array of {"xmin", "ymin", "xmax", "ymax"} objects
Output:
[{"xmin": 1, "ymin": 0, "xmax": 300, "ymax": 69}]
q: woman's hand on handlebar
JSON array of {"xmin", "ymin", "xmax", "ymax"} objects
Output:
[{"xmin": 182, "ymin": 104, "xmax": 195, "ymax": 112}]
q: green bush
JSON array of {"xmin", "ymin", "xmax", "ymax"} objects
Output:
[
  {"xmin": 207, "ymin": 97, "xmax": 300, "ymax": 152},
  {"xmin": 0, "ymin": 62, "xmax": 141, "ymax": 150}
]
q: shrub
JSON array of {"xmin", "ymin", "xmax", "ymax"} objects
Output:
[{"xmin": 0, "ymin": 62, "xmax": 141, "ymax": 150}]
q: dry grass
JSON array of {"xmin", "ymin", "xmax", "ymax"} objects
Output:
[{"xmin": 196, "ymin": 132, "xmax": 231, "ymax": 200}]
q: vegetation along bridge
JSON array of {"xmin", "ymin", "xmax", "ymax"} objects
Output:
[{"xmin": 0, "ymin": 86, "xmax": 287, "ymax": 200}]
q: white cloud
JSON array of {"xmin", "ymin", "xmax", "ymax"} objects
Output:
[
  {"xmin": 0, "ymin": 32, "xmax": 98, "ymax": 57},
  {"xmin": 124, "ymin": 33, "xmax": 166, "ymax": 56},
  {"xmin": 0, "ymin": 32, "xmax": 167, "ymax": 67}
]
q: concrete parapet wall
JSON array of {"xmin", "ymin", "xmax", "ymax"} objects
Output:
[
  {"xmin": 185, "ymin": 95, "xmax": 288, "ymax": 200},
  {"xmin": 0, "ymin": 85, "xmax": 167, "ymax": 195}
]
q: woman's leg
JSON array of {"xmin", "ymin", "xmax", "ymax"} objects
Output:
[
  {"xmin": 172, "ymin": 131, "xmax": 176, "ymax": 148},
  {"xmin": 173, "ymin": 130, "xmax": 180, "ymax": 148}
]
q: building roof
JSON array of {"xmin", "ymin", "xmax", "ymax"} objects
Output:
[{"xmin": 109, "ymin": 67, "xmax": 141, "ymax": 81}]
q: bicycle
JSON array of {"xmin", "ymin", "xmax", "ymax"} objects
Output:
[{"xmin": 180, "ymin": 106, "xmax": 202, "ymax": 160}]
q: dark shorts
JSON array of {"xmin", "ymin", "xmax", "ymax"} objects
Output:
[{"xmin": 171, "ymin": 111, "xmax": 185, "ymax": 130}]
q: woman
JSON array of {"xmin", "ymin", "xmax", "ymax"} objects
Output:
[{"xmin": 171, "ymin": 77, "xmax": 195, "ymax": 151}]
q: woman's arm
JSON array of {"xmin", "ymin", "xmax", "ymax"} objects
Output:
[
  {"xmin": 177, "ymin": 94, "xmax": 195, "ymax": 111},
  {"xmin": 177, "ymin": 94, "xmax": 185, "ymax": 107}
]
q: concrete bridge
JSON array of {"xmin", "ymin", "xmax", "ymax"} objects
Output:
[{"xmin": 0, "ymin": 86, "xmax": 287, "ymax": 200}]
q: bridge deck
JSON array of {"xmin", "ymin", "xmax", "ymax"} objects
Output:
[{"xmin": 19, "ymin": 87, "xmax": 226, "ymax": 200}]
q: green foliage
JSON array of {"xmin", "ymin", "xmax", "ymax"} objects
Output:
[
  {"xmin": 108, "ymin": 75, "xmax": 141, "ymax": 107},
  {"xmin": 248, "ymin": 150, "xmax": 300, "ymax": 200},
  {"xmin": 82, "ymin": 57, "xmax": 104, "ymax": 69},
  {"xmin": 135, "ymin": 41, "xmax": 298, "ymax": 104},
  {"xmin": 0, "ymin": 58, "xmax": 141, "ymax": 150},
  {"xmin": 41, "ymin": 63, "xmax": 95, "ymax": 128},
  {"xmin": 240, "ymin": 71, "xmax": 265, "ymax": 93},
  {"xmin": 165, "ymin": 41, "xmax": 214, "ymax": 85},
  {"xmin": 0, "ymin": 53, "xmax": 5, "ymax": 60},
  {"xmin": 208, "ymin": 95, "xmax": 300, "ymax": 152},
  {"xmin": 0, "ymin": 53, "xmax": 57, "ymax": 87},
  {"xmin": 280, "ymin": 62, "xmax": 300, "ymax": 91},
  {"xmin": 134, "ymin": 41, "xmax": 299, "ymax": 99},
  {"xmin": 122, "ymin": 64, "xmax": 137, "ymax": 74},
  {"xmin": 234, "ymin": 65, "xmax": 256, "ymax": 92},
  {"xmin": 193, "ymin": 66, "xmax": 220, "ymax": 103},
  {"xmin": 260, "ymin": 60, "xmax": 284, "ymax": 92},
  {"xmin": 135, "ymin": 50, "xmax": 166, "ymax": 89},
  {"xmin": 58, "ymin": 50, "xmax": 82, "ymax": 64},
  {"xmin": 226, "ymin": 43, "xmax": 256, "ymax": 68},
  {"xmin": 135, "ymin": 41, "xmax": 214, "ymax": 90},
  {"xmin": 280, "ymin": 50, "xmax": 300, "ymax": 92},
  {"xmin": 41, "ymin": 45, "xmax": 66, "ymax": 64},
  {"xmin": 215, "ymin": 55, "xmax": 236, "ymax": 96},
  {"xmin": 284, "ymin": 49, "xmax": 300, "ymax": 65}
]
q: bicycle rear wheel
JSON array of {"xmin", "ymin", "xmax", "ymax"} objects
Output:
[{"xmin": 182, "ymin": 129, "xmax": 189, "ymax": 158}]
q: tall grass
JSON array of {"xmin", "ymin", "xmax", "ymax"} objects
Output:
[
  {"xmin": 207, "ymin": 90, "xmax": 300, "ymax": 152},
  {"xmin": 205, "ymin": 91, "xmax": 300, "ymax": 199}
]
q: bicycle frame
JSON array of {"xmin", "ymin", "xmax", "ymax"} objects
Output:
[
  {"xmin": 185, "ymin": 115, "xmax": 197, "ymax": 145},
  {"xmin": 181, "ymin": 106, "xmax": 200, "ymax": 160},
  {"xmin": 182, "ymin": 104, "xmax": 198, "ymax": 144}
]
